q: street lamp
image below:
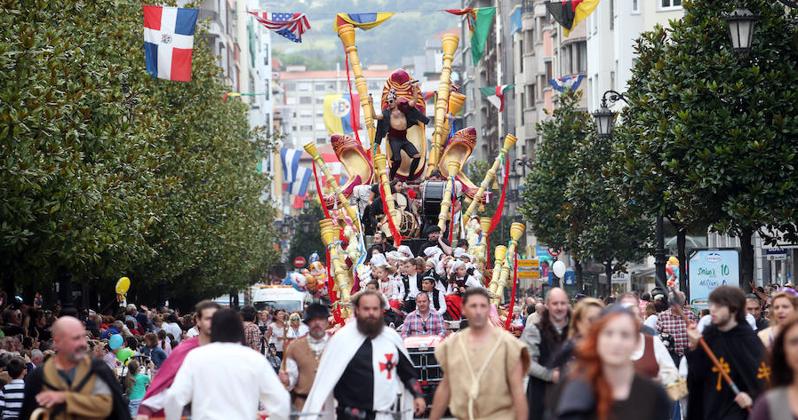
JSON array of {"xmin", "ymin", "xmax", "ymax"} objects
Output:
[
  {"xmin": 723, "ymin": 9, "xmax": 758, "ymax": 54},
  {"xmin": 593, "ymin": 90, "xmax": 627, "ymax": 138}
]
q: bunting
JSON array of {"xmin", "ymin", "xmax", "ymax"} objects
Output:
[
  {"xmin": 249, "ymin": 11, "xmax": 311, "ymax": 43},
  {"xmin": 334, "ymin": 12, "xmax": 395, "ymax": 30}
]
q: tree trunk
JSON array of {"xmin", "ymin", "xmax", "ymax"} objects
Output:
[
  {"xmin": 2, "ymin": 271, "xmax": 15, "ymax": 303},
  {"xmin": 605, "ymin": 261, "xmax": 613, "ymax": 294},
  {"xmin": 677, "ymin": 227, "xmax": 688, "ymax": 296},
  {"xmin": 740, "ymin": 226, "xmax": 755, "ymax": 292},
  {"xmin": 574, "ymin": 259, "xmax": 583, "ymax": 292}
]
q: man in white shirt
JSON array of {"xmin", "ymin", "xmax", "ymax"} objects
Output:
[{"xmin": 165, "ymin": 308, "xmax": 290, "ymax": 420}]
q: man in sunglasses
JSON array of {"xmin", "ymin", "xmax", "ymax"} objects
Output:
[{"xmin": 370, "ymin": 83, "xmax": 429, "ymax": 180}]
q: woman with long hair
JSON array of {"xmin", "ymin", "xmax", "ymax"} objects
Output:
[
  {"xmin": 751, "ymin": 316, "xmax": 798, "ymax": 419},
  {"xmin": 758, "ymin": 290, "xmax": 798, "ymax": 348},
  {"xmin": 549, "ymin": 298, "xmax": 605, "ymax": 370},
  {"xmin": 554, "ymin": 305, "xmax": 671, "ymax": 420}
]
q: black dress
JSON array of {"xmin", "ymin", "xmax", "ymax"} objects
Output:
[{"xmin": 554, "ymin": 374, "xmax": 672, "ymax": 420}]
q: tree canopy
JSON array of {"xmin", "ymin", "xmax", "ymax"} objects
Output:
[{"xmin": 0, "ymin": 0, "xmax": 279, "ymax": 305}]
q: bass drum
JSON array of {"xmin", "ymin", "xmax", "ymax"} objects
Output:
[
  {"xmin": 379, "ymin": 210, "xmax": 420, "ymax": 240},
  {"xmin": 421, "ymin": 181, "xmax": 446, "ymax": 217}
]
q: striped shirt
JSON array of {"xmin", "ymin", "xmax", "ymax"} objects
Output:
[{"xmin": 0, "ymin": 378, "xmax": 25, "ymax": 419}]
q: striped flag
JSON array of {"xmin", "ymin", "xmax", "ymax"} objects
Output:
[
  {"xmin": 280, "ymin": 147, "xmax": 303, "ymax": 184},
  {"xmin": 321, "ymin": 153, "xmax": 347, "ymax": 187},
  {"xmin": 546, "ymin": 0, "xmax": 600, "ymax": 37},
  {"xmin": 290, "ymin": 166, "xmax": 312, "ymax": 196},
  {"xmin": 334, "ymin": 12, "xmax": 394, "ymax": 30},
  {"xmin": 249, "ymin": 11, "xmax": 311, "ymax": 43},
  {"xmin": 479, "ymin": 84, "xmax": 514, "ymax": 112}
]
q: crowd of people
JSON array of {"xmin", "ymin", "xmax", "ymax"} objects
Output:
[{"xmin": 3, "ymin": 274, "xmax": 798, "ymax": 419}]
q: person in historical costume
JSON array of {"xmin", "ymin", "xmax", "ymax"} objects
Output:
[
  {"xmin": 279, "ymin": 303, "xmax": 331, "ymax": 411},
  {"xmin": 686, "ymin": 286, "xmax": 767, "ymax": 420},
  {"xmin": 430, "ymin": 288, "xmax": 529, "ymax": 420},
  {"xmin": 371, "ymin": 83, "xmax": 429, "ymax": 180},
  {"xmin": 302, "ymin": 290, "xmax": 426, "ymax": 420}
]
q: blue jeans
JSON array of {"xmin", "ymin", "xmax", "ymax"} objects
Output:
[{"xmin": 129, "ymin": 398, "xmax": 142, "ymax": 417}]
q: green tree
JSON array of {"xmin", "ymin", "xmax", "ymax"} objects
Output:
[
  {"xmin": 520, "ymin": 91, "xmax": 589, "ymax": 286},
  {"xmin": 1, "ymin": 0, "xmax": 278, "ymax": 305},
  {"xmin": 615, "ymin": 0, "xmax": 798, "ymax": 291},
  {"xmin": 288, "ymin": 199, "xmax": 326, "ymax": 265}
]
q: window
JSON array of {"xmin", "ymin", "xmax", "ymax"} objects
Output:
[
  {"xmin": 297, "ymin": 82, "xmax": 311, "ymax": 91},
  {"xmin": 660, "ymin": 0, "xmax": 682, "ymax": 9},
  {"xmin": 609, "ymin": 0, "xmax": 614, "ymax": 30},
  {"xmin": 299, "ymin": 96, "xmax": 312, "ymax": 104},
  {"xmin": 632, "ymin": 0, "xmax": 640, "ymax": 13},
  {"xmin": 545, "ymin": 61, "xmax": 553, "ymax": 82},
  {"xmin": 315, "ymin": 83, "xmax": 327, "ymax": 91},
  {"xmin": 316, "ymin": 137, "xmax": 326, "ymax": 144},
  {"xmin": 316, "ymin": 97, "xmax": 324, "ymax": 104},
  {"xmin": 525, "ymin": 28, "xmax": 535, "ymax": 48},
  {"xmin": 519, "ymin": 92, "xmax": 525, "ymax": 124},
  {"xmin": 300, "ymin": 125, "xmax": 313, "ymax": 131},
  {"xmin": 525, "ymin": 84, "xmax": 536, "ymax": 107},
  {"xmin": 518, "ymin": 38, "xmax": 524, "ymax": 73}
]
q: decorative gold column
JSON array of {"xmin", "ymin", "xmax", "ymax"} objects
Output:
[
  {"xmin": 463, "ymin": 134, "xmax": 517, "ymax": 222},
  {"xmin": 441, "ymin": 91, "xmax": 466, "ymax": 135},
  {"xmin": 372, "ymin": 153, "xmax": 401, "ymax": 241},
  {"xmin": 437, "ymin": 161, "xmax": 461, "ymax": 232},
  {"xmin": 479, "ymin": 216, "xmax": 493, "ymax": 267},
  {"xmin": 492, "ymin": 223, "xmax": 526, "ymax": 305},
  {"xmin": 488, "ymin": 245, "xmax": 508, "ymax": 303},
  {"xmin": 426, "ymin": 34, "xmax": 460, "ymax": 174},
  {"xmin": 337, "ymin": 24, "xmax": 376, "ymax": 149},
  {"xmin": 304, "ymin": 142, "xmax": 360, "ymax": 230},
  {"xmin": 320, "ymin": 220, "xmax": 352, "ymax": 318}
]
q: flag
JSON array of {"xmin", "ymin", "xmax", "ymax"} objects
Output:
[
  {"xmin": 549, "ymin": 74, "xmax": 585, "ymax": 92},
  {"xmin": 446, "ymin": 7, "xmax": 496, "ymax": 64},
  {"xmin": 256, "ymin": 157, "xmax": 269, "ymax": 174},
  {"xmin": 546, "ymin": 0, "xmax": 600, "ymax": 37},
  {"xmin": 510, "ymin": 5, "xmax": 523, "ymax": 34},
  {"xmin": 323, "ymin": 93, "xmax": 360, "ymax": 135},
  {"xmin": 290, "ymin": 166, "xmax": 312, "ymax": 196},
  {"xmin": 143, "ymin": 5, "xmax": 198, "ymax": 82},
  {"xmin": 479, "ymin": 84, "xmax": 514, "ymax": 112},
  {"xmin": 249, "ymin": 11, "xmax": 311, "ymax": 43},
  {"xmin": 280, "ymin": 147, "xmax": 303, "ymax": 184},
  {"xmin": 335, "ymin": 12, "xmax": 394, "ymax": 30}
]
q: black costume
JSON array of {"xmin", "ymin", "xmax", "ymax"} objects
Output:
[
  {"xmin": 333, "ymin": 338, "xmax": 421, "ymax": 419},
  {"xmin": 686, "ymin": 323, "xmax": 766, "ymax": 420},
  {"xmin": 374, "ymin": 102, "xmax": 430, "ymax": 179}
]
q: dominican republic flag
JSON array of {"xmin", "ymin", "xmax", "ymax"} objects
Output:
[
  {"xmin": 549, "ymin": 74, "xmax": 585, "ymax": 92},
  {"xmin": 546, "ymin": 0, "xmax": 600, "ymax": 37},
  {"xmin": 249, "ymin": 11, "xmax": 311, "ymax": 43},
  {"xmin": 280, "ymin": 147, "xmax": 303, "ymax": 184},
  {"xmin": 143, "ymin": 5, "xmax": 198, "ymax": 82},
  {"xmin": 479, "ymin": 84, "xmax": 514, "ymax": 112}
]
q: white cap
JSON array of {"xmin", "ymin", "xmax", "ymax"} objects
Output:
[
  {"xmin": 424, "ymin": 246, "xmax": 442, "ymax": 258},
  {"xmin": 397, "ymin": 245, "xmax": 414, "ymax": 259},
  {"xmin": 370, "ymin": 253, "xmax": 389, "ymax": 268}
]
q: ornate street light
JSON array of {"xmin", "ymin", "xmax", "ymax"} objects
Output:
[
  {"xmin": 593, "ymin": 90, "xmax": 628, "ymax": 138},
  {"xmin": 723, "ymin": 9, "xmax": 759, "ymax": 54}
]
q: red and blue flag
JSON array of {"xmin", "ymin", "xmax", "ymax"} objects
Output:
[{"xmin": 143, "ymin": 5, "xmax": 198, "ymax": 82}]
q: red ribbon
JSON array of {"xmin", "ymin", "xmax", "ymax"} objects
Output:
[
  {"xmin": 378, "ymin": 180, "xmax": 402, "ymax": 247},
  {"xmin": 504, "ymin": 252, "xmax": 519, "ymax": 330},
  {"xmin": 488, "ymin": 157, "xmax": 510, "ymax": 236},
  {"xmin": 311, "ymin": 160, "xmax": 331, "ymax": 219}
]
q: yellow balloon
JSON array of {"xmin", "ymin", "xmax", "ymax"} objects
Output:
[
  {"xmin": 667, "ymin": 256, "xmax": 679, "ymax": 266},
  {"xmin": 115, "ymin": 277, "xmax": 131, "ymax": 295}
]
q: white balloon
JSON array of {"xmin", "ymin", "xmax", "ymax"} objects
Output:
[{"xmin": 552, "ymin": 260, "xmax": 566, "ymax": 278}]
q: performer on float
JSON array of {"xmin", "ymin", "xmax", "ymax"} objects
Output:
[
  {"xmin": 302, "ymin": 290, "xmax": 426, "ymax": 420},
  {"xmin": 430, "ymin": 288, "xmax": 529, "ymax": 420},
  {"xmin": 370, "ymin": 83, "xmax": 429, "ymax": 180},
  {"xmin": 279, "ymin": 303, "xmax": 331, "ymax": 412}
]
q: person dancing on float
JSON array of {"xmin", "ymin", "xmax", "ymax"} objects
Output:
[{"xmin": 370, "ymin": 82, "xmax": 429, "ymax": 180}]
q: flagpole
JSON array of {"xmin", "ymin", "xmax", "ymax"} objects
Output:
[{"xmin": 495, "ymin": 0, "xmax": 503, "ymax": 150}]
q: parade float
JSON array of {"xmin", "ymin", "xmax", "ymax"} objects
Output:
[{"xmin": 298, "ymin": 22, "xmax": 524, "ymax": 327}]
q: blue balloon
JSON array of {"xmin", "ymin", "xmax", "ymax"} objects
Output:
[{"xmin": 109, "ymin": 334, "xmax": 124, "ymax": 350}]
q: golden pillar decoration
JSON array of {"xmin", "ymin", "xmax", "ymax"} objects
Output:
[
  {"xmin": 304, "ymin": 142, "xmax": 360, "ymax": 231},
  {"xmin": 426, "ymin": 34, "xmax": 460, "ymax": 174},
  {"xmin": 488, "ymin": 245, "xmax": 508, "ymax": 302},
  {"xmin": 320, "ymin": 220, "xmax": 352, "ymax": 318},
  {"xmin": 437, "ymin": 161, "xmax": 462, "ymax": 232},
  {"xmin": 337, "ymin": 24, "xmax": 377, "ymax": 150},
  {"xmin": 441, "ymin": 91, "xmax": 466, "ymax": 135},
  {"xmin": 463, "ymin": 134, "xmax": 517, "ymax": 222},
  {"xmin": 492, "ymin": 223, "xmax": 526, "ymax": 305},
  {"xmin": 479, "ymin": 216, "xmax": 493, "ymax": 267}
]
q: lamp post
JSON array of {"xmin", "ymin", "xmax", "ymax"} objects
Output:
[{"xmin": 593, "ymin": 89, "xmax": 668, "ymax": 290}]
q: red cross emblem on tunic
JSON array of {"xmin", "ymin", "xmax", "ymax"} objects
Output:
[{"xmin": 379, "ymin": 353, "xmax": 396, "ymax": 379}]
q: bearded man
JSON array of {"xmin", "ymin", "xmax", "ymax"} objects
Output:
[{"xmin": 302, "ymin": 290, "xmax": 426, "ymax": 420}]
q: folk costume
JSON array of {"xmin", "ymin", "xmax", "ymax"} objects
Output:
[
  {"xmin": 302, "ymin": 322, "xmax": 421, "ymax": 420},
  {"xmin": 434, "ymin": 326, "xmax": 530, "ymax": 419}
]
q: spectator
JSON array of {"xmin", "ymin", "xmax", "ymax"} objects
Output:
[
  {"xmin": 655, "ymin": 291, "xmax": 698, "ymax": 359},
  {"xmin": 126, "ymin": 359, "xmax": 150, "ymax": 417},
  {"xmin": 163, "ymin": 314, "xmax": 182, "ymax": 345},
  {"xmin": 400, "ymin": 292, "xmax": 445, "ymax": 337},
  {"xmin": 241, "ymin": 306, "xmax": 263, "ymax": 352},
  {"xmin": 157, "ymin": 330, "xmax": 172, "ymax": 356},
  {"xmin": 141, "ymin": 333, "xmax": 167, "ymax": 369},
  {"xmin": 0, "ymin": 357, "xmax": 27, "ymax": 419}
]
